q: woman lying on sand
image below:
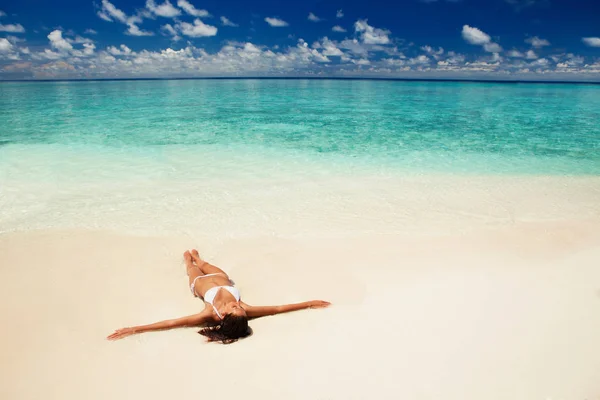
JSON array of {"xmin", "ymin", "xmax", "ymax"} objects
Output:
[{"xmin": 107, "ymin": 249, "xmax": 330, "ymax": 344}]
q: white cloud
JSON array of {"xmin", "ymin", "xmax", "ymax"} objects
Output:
[
  {"xmin": 107, "ymin": 44, "xmax": 133, "ymax": 56},
  {"xmin": 421, "ymin": 45, "xmax": 444, "ymax": 59},
  {"xmin": 99, "ymin": 0, "xmax": 128, "ymax": 23},
  {"xmin": 526, "ymin": 49, "xmax": 538, "ymax": 59},
  {"xmin": 0, "ymin": 23, "xmax": 25, "ymax": 33},
  {"xmin": 220, "ymin": 16, "xmax": 238, "ymax": 27},
  {"xmin": 531, "ymin": 58, "xmax": 549, "ymax": 66},
  {"xmin": 161, "ymin": 24, "xmax": 180, "ymax": 40},
  {"xmin": 127, "ymin": 22, "xmax": 153, "ymax": 36},
  {"xmin": 462, "ymin": 25, "xmax": 502, "ymax": 53},
  {"xmin": 5, "ymin": 35, "xmax": 25, "ymax": 44},
  {"xmin": 177, "ymin": 19, "xmax": 217, "ymax": 37},
  {"xmin": 0, "ymin": 10, "xmax": 6, "ymax": 18},
  {"xmin": 338, "ymin": 38, "xmax": 369, "ymax": 55},
  {"xmin": 98, "ymin": 0, "xmax": 153, "ymax": 36},
  {"xmin": 0, "ymin": 38, "xmax": 13, "ymax": 53},
  {"xmin": 82, "ymin": 43, "xmax": 96, "ymax": 56},
  {"xmin": 525, "ymin": 36, "xmax": 550, "ymax": 48},
  {"xmin": 85, "ymin": 29, "xmax": 98, "ymax": 35},
  {"xmin": 146, "ymin": 0, "xmax": 181, "ymax": 18},
  {"xmin": 354, "ymin": 20, "xmax": 390, "ymax": 45},
  {"xmin": 4, "ymin": 17, "xmax": 600, "ymax": 80},
  {"xmin": 332, "ymin": 25, "xmax": 346, "ymax": 33},
  {"xmin": 462, "ymin": 25, "xmax": 490, "ymax": 45},
  {"xmin": 582, "ymin": 37, "xmax": 600, "ymax": 47},
  {"xmin": 70, "ymin": 35, "xmax": 94, "ymax": 44},
  {"xmin": 408, "ymin": 55, "xmax": 430, "ymax": 65},
  {"xmin": 483, "ymin": 42, "xmax": 502, "ymax": 53},
  {"xmin": 97, "ymin": 12, "xmax": 112, "ymax": 22},
  {"xmin": 48, "ymin": 30, "xmax": 74, "ymax": 52},
  {"xmin": 39, "ymin": 49, "xmax": 63, "ymax": 60},
  {"xmin": 177, "ymin": 0, "xmax": 209, "ymax": 18},
  {"xmin": 308, "ymin": 13, "xmax": 321, "ymax": 22},
  {"xmin": 265, "ymin": 17, "xmax": 288, "ymax": 27},
  {"xmin": 317, "ymin": 37, "xmax": 344, "ymax": 56},
  {"xmin": 507, "ymin": 49, "xmax": 524, "ymax": 58},
  {"xmin": 336, "ymin": 10, "xmax": 344, "ymax": 18}
]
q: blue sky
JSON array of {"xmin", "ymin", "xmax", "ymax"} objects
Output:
[{"xmin": 1, "ymin": 0, "xmax": 599, "ymax": 80}]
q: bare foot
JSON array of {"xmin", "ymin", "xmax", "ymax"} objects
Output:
[
  {"xmin": 183, "ymin": 251, "xmax": 194, "ymax": 267},
  {"xmin": 191, "ymin": 249, "xmax": 203, "ymax": 265}
]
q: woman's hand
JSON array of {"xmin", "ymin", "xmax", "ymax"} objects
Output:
[
  {"xmin": 107, "ymin": 327, "xmax": 137, "ymax": 340},
  {"xmin": 308, "ymin": 300, "xmax": 331, "ymax": 309}
]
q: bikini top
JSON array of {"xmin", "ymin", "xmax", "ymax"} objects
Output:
[{"xmin": 204, "ymin": 285, "xmax": 241, "ymax": 319}]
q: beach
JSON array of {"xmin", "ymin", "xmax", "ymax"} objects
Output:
[
  {"xmin": 1, "ymin": 79, "xmax": 600, "ymax": 399},
  {"xmin": 1, "ymin": 175, "xmax": 600, "ymax": 400}
]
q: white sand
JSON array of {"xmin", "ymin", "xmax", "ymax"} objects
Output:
[{"xmin": 1, "ymin": 177, "xmax": 600, "ymax": 399}]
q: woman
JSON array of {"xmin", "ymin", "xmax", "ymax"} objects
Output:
[{"xmin": 107, "ymin": 249, "xmax": 330, "ymax": 344}]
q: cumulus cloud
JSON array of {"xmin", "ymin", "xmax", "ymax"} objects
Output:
[
  {"xmin": 220, "ymin": 16, "xmax": 238, "ymax": 27},
  {"xmin": 98, "ymin": 0, "xmax": 128, "ymax": 23},
  {"xmin": 525, "ymin": 49, "xmax": 538, "ymax": 59},
  {"xmin": 582, "ymin": 37, "xmax": 600, "ymax": 47},
  {"xmin": 107, "ymin": 44, "xmax": 132, "ymax": 56},
  {"xmin": 177, "ymin": 19, "xmax": 217, "ymax": 37},
  {"xmin": 127, "ymin": 23, "xmax": 153, "ymax": 36},
  {"xmin": 462, "ymin": 25, "xmax": 490, "ymax": 45},
  {"xmin": 308, "ymin": 13, "xmax": 321, "ymax": 22},
  {"xmin": 85, "ymin": 29, "xmax": 98, "ymax": 35},
  {"xmin": 483, "ymin": 42, "xmax": 502, "ymax": 53},
  {"xmin": 265, "ymin": 17, "xmax": 288, "ymax": 27},
  {"xmin": 525, "ymin": 36, "xmax": 550, "ymax": 48},
  {"xmin": 146, "ymin": 0, "xmax": 181, "ymax": 18},
  {"xmin": 408, "ymin": 55, "xmax": 430, "ymax": 65},
  {"xmin": 177, "ymin": 0, "xmax": 209, "ymax": 18},
  {"xmin": 462, "ymin": 25, "xmax": 501, "ymax": 53},
  {"xmin": 0, "ymin": 23, "xmax": 25, "ymax": 33},
  {"xmin": 0, "ymin": 37, "xmax": 13, "ymax": 53},
  {"xmin": 354, "ymin": 20, "xmax": 390, "ymax": 45},
  {"xmin": 81, "ymin": 43, "xmax": 96, "ymax": 56},
  {"xmin": 314, "ymin": 37, "xmax": 344, "ymax": 56},
  {"xmin": 421, "ymin": 45, "xmax": 444, "ymax": 59},
  {"xmin": 161, "ymin": 24, "xmax": 180, "ymax": 40},
  {"xmin": 336, "ymin": 10, "xmax": 344, "ymax": 18},
  {"xmin": 4, "ymin": 13, "xmax": 600, "ymax": 80},
  {"xmin": 97, "ymin": 0, "xmax": 153, "ymax": 36},
  {"xmin": 507, "ymin": 49, "xmax": 524, "ymax": 58},
  {"xmin": 332, "ymin": 25, "xmax": 346, "ymax": 33},
  {"xmin": 48, "ymin": 30, "xmax": 74, "ymax": 52}
]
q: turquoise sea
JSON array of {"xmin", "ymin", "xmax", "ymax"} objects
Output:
[
  {"xmin": 1, "ymin": 79, "xmax": 599, "ymax": 235},
  {"xmin": 1, "ymin": 79, "xmax": 599, "ymax": 173}
]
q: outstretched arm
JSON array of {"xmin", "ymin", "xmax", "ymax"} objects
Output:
[
  {"xmin": 241, "ymin": 300, "xmax": 330, "ymax": 319},
  {"xmin": 107, "ymin": 310, "xmax": 213, "ymax": 340}
]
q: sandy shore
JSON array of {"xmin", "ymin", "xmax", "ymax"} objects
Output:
[{"xmin": 1, "ymin": 221, "xmax": 599, "ymax": 400}]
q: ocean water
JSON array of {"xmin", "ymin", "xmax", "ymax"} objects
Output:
[{"xmin": 1, "ymin": 79, "xmax": 599, "ymax": 235}]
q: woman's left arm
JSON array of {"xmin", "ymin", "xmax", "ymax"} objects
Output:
[
  {"xmin": 242, "ymin": 300, "xmax": 330, "ymax": 319},
  {"xmin": 107, "ymin": 310, "xmax": 213, "ymax": 340}
]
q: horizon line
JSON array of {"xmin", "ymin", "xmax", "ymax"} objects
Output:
[{"xmin": 1, "ymin": 76, "xmax": 600, "ymax": 85}]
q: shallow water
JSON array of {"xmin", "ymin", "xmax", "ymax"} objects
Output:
[{"xmin": 1, "ymin": 79, "xmax": 599, "ymax": 234}]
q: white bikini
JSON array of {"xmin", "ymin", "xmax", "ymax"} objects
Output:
[{"xmin": 190, "ymin": 273, "xmax": 241, "ymax": 319}]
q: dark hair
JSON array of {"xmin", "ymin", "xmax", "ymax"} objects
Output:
[{"xmin": 198, "ymin": 314, "xmax": 252, "ymax": 344}]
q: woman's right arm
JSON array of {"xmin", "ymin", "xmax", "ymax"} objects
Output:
[{"xmin": 107, "ymin": 310, "xmax": 213, "ymax": 340}]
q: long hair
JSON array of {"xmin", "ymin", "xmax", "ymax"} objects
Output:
[{"xmin": 198, "ymin": 314, "xmax": 252, "ymax": 344}]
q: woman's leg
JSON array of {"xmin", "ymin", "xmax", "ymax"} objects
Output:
[
  {"xmin": 191, "ymin": 249, "xmax": 230, "ymax": 279},
  {"xmin": 184, "ymin": 251, "xmax": 204, "ymax": 290}
]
